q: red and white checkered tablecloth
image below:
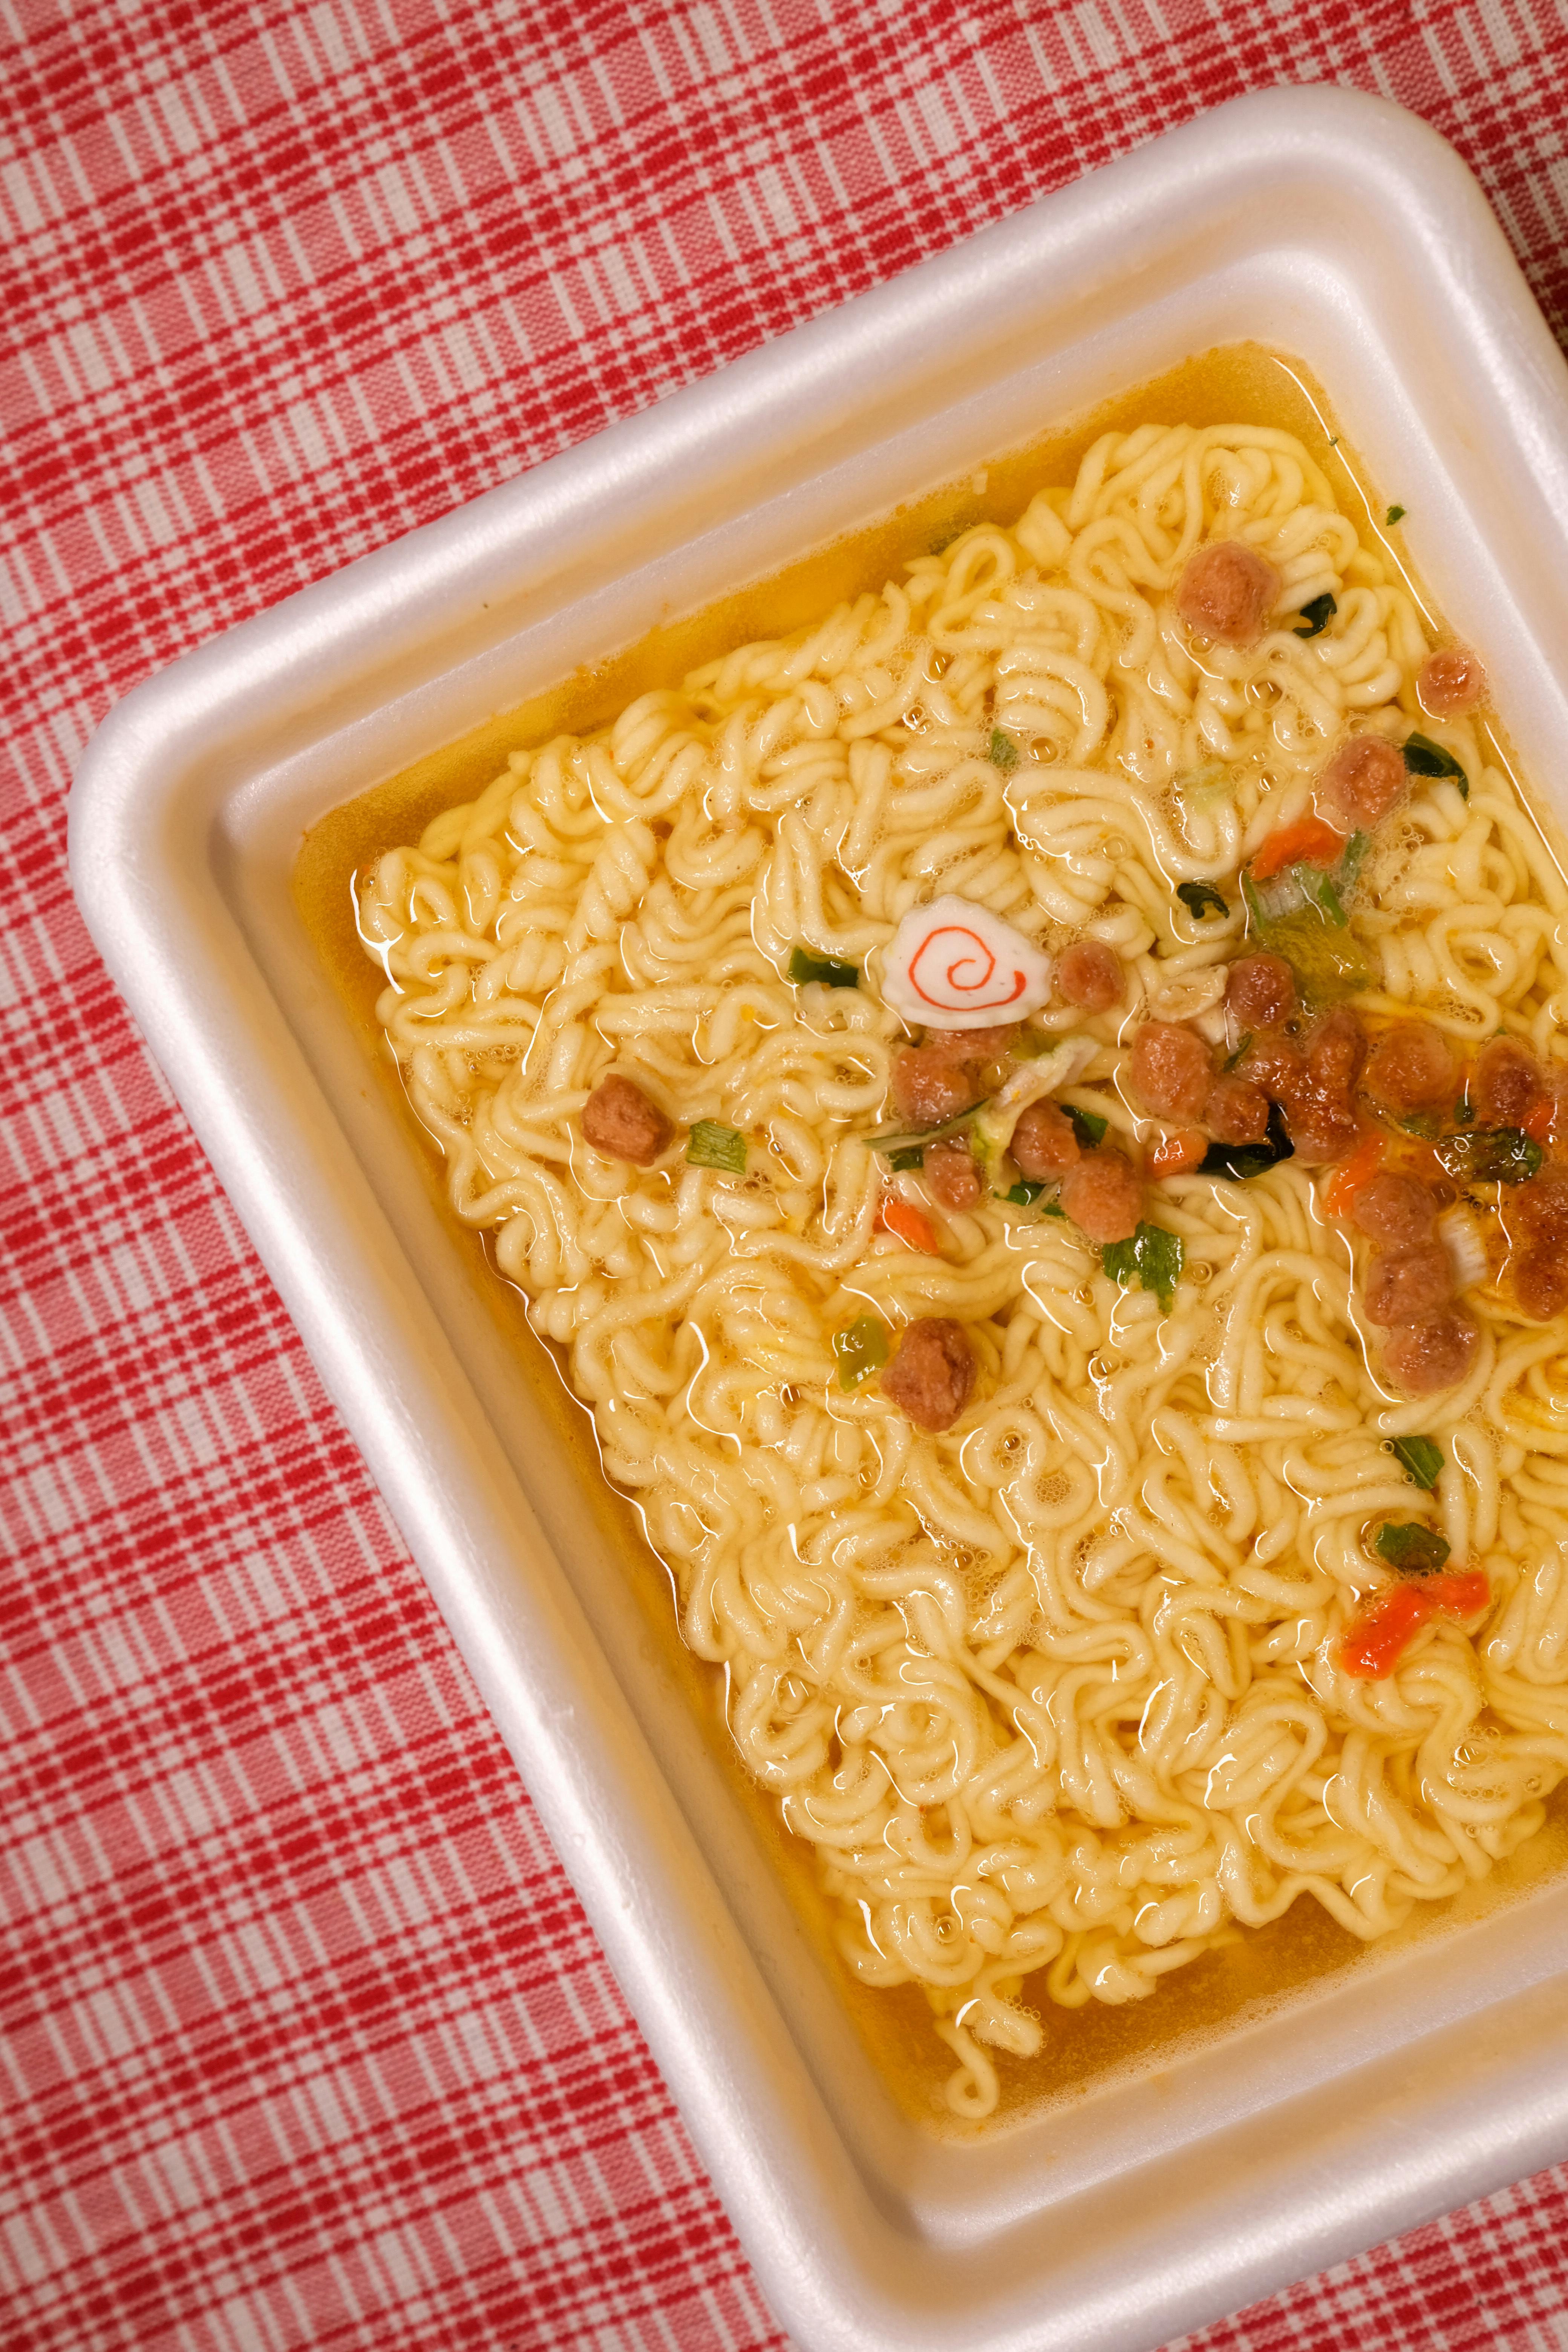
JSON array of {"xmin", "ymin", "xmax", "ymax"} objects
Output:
[{"xmin": 9, "ymin": 4, "xmax": 1568, "ymax": 2347}]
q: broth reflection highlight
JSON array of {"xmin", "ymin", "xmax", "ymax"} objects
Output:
[{"xmin": 349, "ymin": 373, "xmax": 1568, "ymax": 2122}]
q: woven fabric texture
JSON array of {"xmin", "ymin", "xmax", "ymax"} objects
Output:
[{"xmin": 7, "ymin": 2, "xmax": 1568, "ymax": 2347}]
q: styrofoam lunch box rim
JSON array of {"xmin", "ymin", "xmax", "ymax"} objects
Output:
[{"xmin": 69, "ymin": 84, "xmax": 1568, "ymax": 2352}]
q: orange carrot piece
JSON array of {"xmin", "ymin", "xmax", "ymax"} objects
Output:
[
  {"xmin": 1424, "ymin": 1570, "xmax": 1490, "ymax": 1619},
  {"xmin": 1150, "ymin": 1128, "xmax": 1208, "ymax": 1179},
  {"xmin": 1251, "ymin": 816, "xmax": 1348, "ymax": 882},
  {"xmin": 1323, "ymin": 1133, "xmax": 1383, "ymax": 1217},
  {"xmin": 1524, "ymin": 1096, "xmax": 1556, "ymax": 1144},
  {"xmin": 879, "ymin": 1197, "xmax": 940, "ymax": 1254},
  {"xmin": 1341, "ymin": 1584, "xmax": 1435, "ymax": 1678}
]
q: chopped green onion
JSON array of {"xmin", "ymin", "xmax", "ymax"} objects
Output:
[
  {"xmin": 1176, "ymin": 759, "xmax": 1234, "ymax": 806},
  {"xmin": 1339, "ymin": 830, "xmax": 1371, "ymax": 890},
  {"xmin": 887, "ymin": 1144, "xmax": 925, "ymax": 1171},
  {"xmin": 832, "ymin": 1314, "xmax": 890, "ymax": 1390},
  {"xmin": 1294, "ymin": 591, "xmax": 1337, "ymax": 639},
  {"xmin": 1398, "ymin": 1112, "xmax": 1440, "ymax": 1140},
  {"xmin": 1386, "ymin": 504, "xmax": 1406, "ymax": 525},
  {"xmin": 1004, "ymin": 1180, "xmax": 1047, "ymax": 1207},
  {"xmin": 1453, "ymin": 1092, "xmax": 1475, "ymax": 1127},
  {"xmin": 1435, "ymin": 1126, "xmax": 1542, "ymax": 1185},
  {"xmin": 1292, "ymin": 862, "xmax": 1348, "ymax": 925},
  {"xmin": 1390, "ymin": 1436, "xmax": 1444, "ymax": 1491},
  {"xmin": 1374, "ymin": 1520, "xmax": 1451, "ymax": 1576},
  {"xmin": 1403, "ymin": 733, "xmax": 1469, "ymax": 796},
  {"xmin": 1177, "ymin": 880, "xmax": 1229, "ymax": 921},
  {"xmin": 971, "ymin": 1040, "xmax": 1100, "ymax": 1166},
  {"xmin": 787, "ymin": 945, "xmax": 860, "ymax": 988},
  {"xmin": 1064, "ymin": 1104, "xmax": 1109, "ymax": 1149},
  {"xmin": 687, "ymin": 1120, "xmax": 747, "ymax": 1174},
  {"xmin": 1041, "ymin": 1200, "xmax": 1068, "ymax": 1220},
  {"xmin": 1241, "ymin": 871, "xmax": 1369, "ymax": 1003},
  {"xmin": 1222, "ymin": 1032, "xmax": 1254, "ymax": 1074},
  {"xmin": 1249, "ymin": 865, "xmax": 1306, "ymax": 924},
  {"xmin": 1100, "ymin": 1222, "xmax": 1184, "ymax": 1313},
  {"xmin": 865, "ymin": 1099, "xmax": 989, "ymax": 1156},
  {"xmin": 989, "ymin": 728, "xmax": 1019, "ymax": 770}
]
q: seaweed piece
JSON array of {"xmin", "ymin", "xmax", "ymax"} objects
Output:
[
  {"xmin": 1200, "ymin": 1101, "xmax": 1295, "ymax": 1181},
  {"xmin": 787, "ymin": 946, "xmax": 859, "ymax": 987},
  {"xmin": 1403, "ymin": 733, "xmax": 1469, "ymax": 797}
]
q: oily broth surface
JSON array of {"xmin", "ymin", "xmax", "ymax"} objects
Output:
[{"xmin": 299, "ymin": 345, "xmax": 1568, "ymax": 2132}]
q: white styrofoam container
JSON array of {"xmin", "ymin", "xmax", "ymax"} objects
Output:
[{"xmin": 70, "ymin": 85, "xmax": 1568, "ymax": 2352}]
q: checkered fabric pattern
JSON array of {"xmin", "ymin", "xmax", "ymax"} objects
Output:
[{"xmin": 8, "ymin": 2, "xmax": 1568, "ymax": 2346}]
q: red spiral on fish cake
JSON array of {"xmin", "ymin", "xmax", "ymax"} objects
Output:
[{"xmin": 907, "ymin": 922, "xmax": 1029, "ymax": 1013}]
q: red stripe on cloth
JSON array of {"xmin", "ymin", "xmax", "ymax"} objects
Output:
[{"xmin": 6, "ymin": 4, "xmax": 1568, "ymax": 2349}]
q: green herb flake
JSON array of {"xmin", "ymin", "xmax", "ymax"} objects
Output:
[
  {"xmin": 787, "ymin": 945, "xmax": 860, "ymax": 988},
  {"xmin": 687, "ymin": 1119, "xmax": 748, "ymax": 1174},
  {"xmin": 1403, "ymin": 732, "xmax": 1469, "ymax": 796},
  {"xmin": 1386, "ymin": 504, "xmax": 1406, "ymax": 525},
  {"xmin": 1435, "ymin": 1125, "xmax": 1543, "ymax": 1186},
  {"xmin": 886, "ymin": 1144, "xmax": 925, "ymax": 1171},
  {"xmin": 1223, "ymin": 1032, "xmax": 1254, "ymax": 1073},
  {"xmin": 989, "ymin": 727, "xmax": 1020, "ymax": 771},
  {"xmin": 1454, "ymin": 1093, "xmax": 1475, "ymax": 1127},
  {"xmin": 1064, "ymin": 1104, "xmax": 1109, "ymax": 1149},
  {"xmin": 1398, "ymin": 1112, "xmax": 1441, "ymax": 1140},
  {"xmin": 1041, "ymin": 1199, "xmax": 1068, "ymax": 1219},
  {"xmin": 1294, "ymin": 591, "xmax": 1337, "ymax": 639},
  {"xmin": 832, "ymin": 1313, "xmax": 890, "ymax": 1391},
  {"xmin": 1390, "ymin": 1436, "xmax": 1444, "ymax": 1491},
  {"xmin": 1177, "ymin": 879, "xmax": 1229, "ymax": 922},
  {"xmin": 1373, "ymin": 1520, "xmax": 1452, "ymax": 1576},
  {"xmin": 1100, "ymin": 1222, "xmax": 1184, "ymax": 1313},
  {"xmin": 1004, "ymin": 1180, "xmax": 1047, "ymax": 1207}
]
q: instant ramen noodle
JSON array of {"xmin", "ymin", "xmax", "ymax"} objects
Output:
[{"xmin": 356, "ymin": 413, "xmax": 1568, "ymax": 2121}]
